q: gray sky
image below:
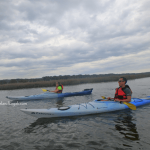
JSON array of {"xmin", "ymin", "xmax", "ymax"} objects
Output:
[{"xmin": 0, "ymin": 0, "xmax": 150, "ymax": 79}]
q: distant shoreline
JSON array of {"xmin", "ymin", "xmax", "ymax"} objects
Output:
[{"xmin": 0, "ymin": 72, "xmax": 150, "ymax": 90}]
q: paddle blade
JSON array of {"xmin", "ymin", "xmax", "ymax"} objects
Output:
[
  {"xmin": 41, "ymin": 89, "xmax": 48, "ymax": 92},
  {"xmin": 101, "ymin": 96, "xmax": 106, "ymax": 99},
  {"xmin": 123, "ymin": 102, "xmax": 136, "ymax": 110}
]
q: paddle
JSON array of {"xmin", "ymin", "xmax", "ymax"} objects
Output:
[
  {"xmin": 101, "ymin": 96, "xmax": 136, "ymax": 110},
  {"xmin": 41, "ymin": 89, "xmax": 49, "ymax": 92}
]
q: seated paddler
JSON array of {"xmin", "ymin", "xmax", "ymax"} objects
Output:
[
  {"xmin": 107, "ymin": 77, "xmax": 132, "ymax": 102},
  {"xmin": 49, "ymin": 82, "xmax": 63, "ymax": 93}
]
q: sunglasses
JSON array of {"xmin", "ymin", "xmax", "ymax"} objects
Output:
[{"xmin": 118, "ymin": 80, "xmax": 125, "ymax": 82}]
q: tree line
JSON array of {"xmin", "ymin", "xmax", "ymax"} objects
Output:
[
  {"xmin": 1, "ymin": 72, "xmax": 150, "ymax": 85},
  {"xmin": 0, "ymin": 72, "xmax": 150, "ymax": 90}
]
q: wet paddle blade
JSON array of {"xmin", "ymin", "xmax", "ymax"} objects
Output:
[
  {"xmin": 123, "ymin": 102, "xmax": 136, "ymax": 110},
  {"xmin": 101, "ymin": 96, "xmax": 106, "ymax": 99},
  {"xmin": 41, "ymin": 89, "xmax": 48, "ymax": 92}
]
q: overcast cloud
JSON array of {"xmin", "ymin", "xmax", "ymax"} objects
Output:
[{"xmin": 0, "ymin": 0, "xmax": 150, "ymax": 79}]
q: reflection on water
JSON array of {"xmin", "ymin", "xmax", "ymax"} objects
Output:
[
  {"xmin": 55, "ymin": 98, "xmax": 65, "ymax": 107},
  {"xmin": 24, "ymin": 118, "xmax": 51, "ymax": 134},
  {"xmin": 23, "ymin": 116, "xmax": 81, "ymax": 134},
  {"xmin": 114, "ymin": 111, "xmax": 139, "ymax": 141}
]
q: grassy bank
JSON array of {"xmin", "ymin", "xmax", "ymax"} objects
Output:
[{"xmin": 0, "ymin": 73, "xmax": 150, "ymax": 90}]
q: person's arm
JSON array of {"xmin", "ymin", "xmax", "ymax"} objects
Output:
[
  {"xmin": 114, "ymin": 96, "xmax": 131, "ymax": 102},
  {"xmin": 107, "ymin": 97, "xmax": 114, "ymax": 100},
  {"xmin": 49, "ymin": 89, "xmax": 59, "ymax": 93},
  {"xmin": 101, "ymin": 97, "xmax": 114, "ymax": 101}
]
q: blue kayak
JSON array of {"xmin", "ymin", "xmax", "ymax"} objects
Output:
[
  {"xmin": 20, "ymin": 97, "xmax": 150, "ymax": 118},
  {"xmin": 6, "ymin": 88, "xmax": 93, "ymax": 101}
]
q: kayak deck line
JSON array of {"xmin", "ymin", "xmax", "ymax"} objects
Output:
[
  {"xmin": 78, "ymin": 102, "xmax": 98, "ymax": 109},
  {"xmin": 88, "ymin": 102, "xmax": 95, "ymax": 108}
]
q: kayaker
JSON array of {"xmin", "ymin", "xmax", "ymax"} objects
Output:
[
  {"xmin": 107, "ymin": 77, "xmax": 132, "ymax": 102},
  {"xmin": 49, "ymin": 82, "xmax": 63, "ymax": 93},
  {"xmin": 56, "ymin": 82, "xmax": 63, "ymax": 92}
]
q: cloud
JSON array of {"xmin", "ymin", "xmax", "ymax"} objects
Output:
[{"xmin": 0, "ymin": 0, "xmax": 150, "ymax": 79}]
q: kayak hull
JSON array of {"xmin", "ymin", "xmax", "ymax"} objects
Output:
[
  {"xmin": 20, "ymin": 98, "xmax": 150, "ymax": 118},
  {"xmin": 6, "ymin": 88, "xmax": 93, "ymax": 101}
]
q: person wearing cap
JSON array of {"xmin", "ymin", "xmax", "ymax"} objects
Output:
[{"xmin": 107, "ymin": 77, "xmax": 132, "ymax": 102}]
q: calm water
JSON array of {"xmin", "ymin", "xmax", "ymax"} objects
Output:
[{"xmin": 0, "ymin": 77, "xmax": 150, "ymax": 150}]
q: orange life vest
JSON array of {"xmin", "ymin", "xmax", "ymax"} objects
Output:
[{"xmin": 114, "ymin": 87, "xmax": 127, "ymax": 100}]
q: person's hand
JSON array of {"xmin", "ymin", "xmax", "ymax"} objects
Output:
[
  {"xmin": 107, "ymin": 97, "xmax": 111, "ymax": 100},
  {"xmin": 114, "ymin": 99, "xmax": 119, "ymax": 102}
]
